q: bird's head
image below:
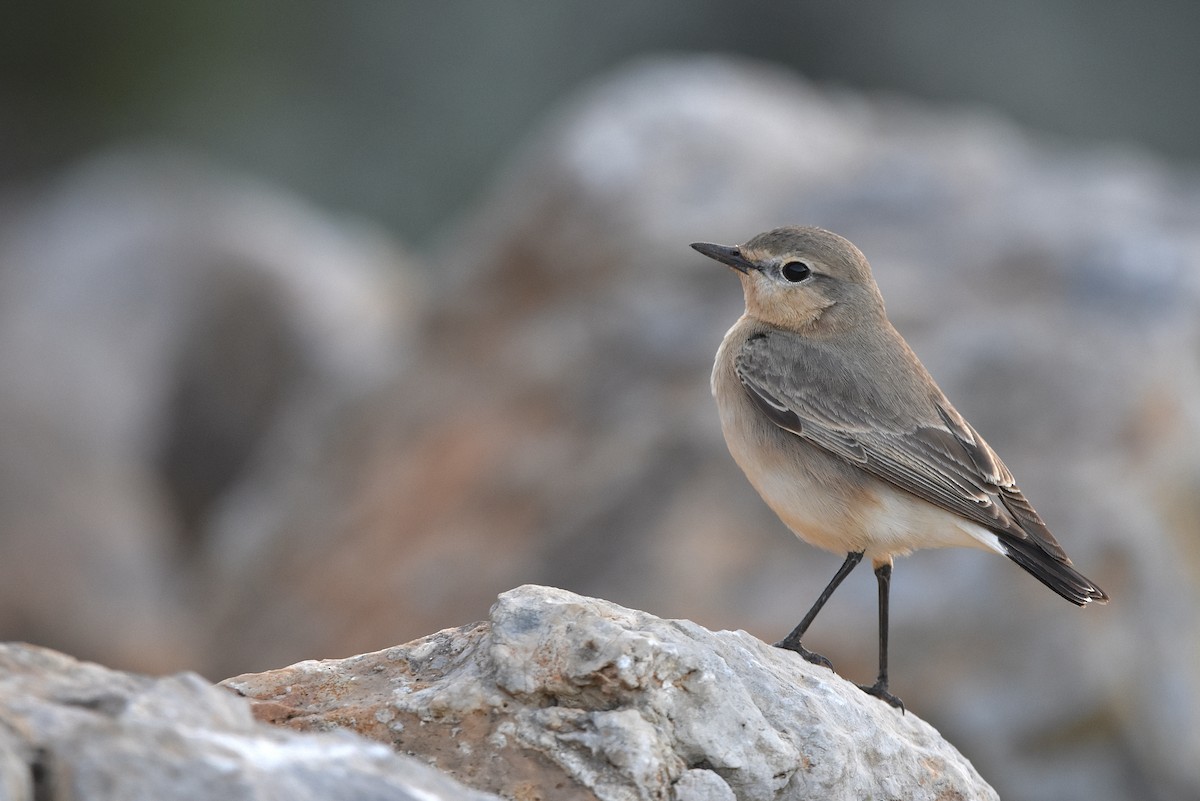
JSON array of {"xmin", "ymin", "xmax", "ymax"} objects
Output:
[{"xmin": 692, "ymin": 226, "xmax": 885, "ymax": 333}]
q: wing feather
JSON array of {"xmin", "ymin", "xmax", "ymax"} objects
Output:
[{"xmin": 735, "ymin": 331, "xmax": 1068, "ymax": 561}]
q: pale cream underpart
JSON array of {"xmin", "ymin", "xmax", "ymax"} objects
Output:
[{"xmin": 713, "ymin": 323, "xmax": 1003, "ymax": 566}]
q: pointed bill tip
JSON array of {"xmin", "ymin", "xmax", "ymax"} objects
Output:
[{"xmin": 690, "ymin": 241, "xmax": 754, "ymax": 274}]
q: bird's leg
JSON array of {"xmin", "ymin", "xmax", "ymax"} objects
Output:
[
  {"xmin": 857, "ymin": 560, "xmax": 904, "ymax": 711},
  {"xmin": 775, "ymin": 551, "xmax": 864, "ymax": 670}
]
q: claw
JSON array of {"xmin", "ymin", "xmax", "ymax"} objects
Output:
[
  {"xmin": 857, "ymin": 680, "xmax": 904, "ymax": 712},
  {"xmin": 773, "ymin": 639, "xmax": 834, "ymax": 671}
]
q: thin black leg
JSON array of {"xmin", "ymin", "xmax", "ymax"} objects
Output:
[
  {"xmin": 858, "ymin": 562, "xmax": 904, "ymax": 711},
  {"xmin": 775, "ymin": 551, "xmax": 864, "ymax": 669}
]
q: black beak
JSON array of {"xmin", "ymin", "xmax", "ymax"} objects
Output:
[{"xmin": 690, "ymin": 242, "xmax": 756, "ymax": 274}]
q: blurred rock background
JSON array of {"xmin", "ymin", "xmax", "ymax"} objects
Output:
[{"xmin": 2, "ymin": 4, "xmax": 1199, "ymax": 801}]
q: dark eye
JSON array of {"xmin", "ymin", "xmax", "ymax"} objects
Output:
[{"xmin": 780, "ymin": 261, "xmax": 812, "ymax": 283}]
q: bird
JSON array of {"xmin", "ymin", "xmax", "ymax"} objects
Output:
[{"xmin": 692, "ymin": 226, "xmax": 1107, "ymax": 710}]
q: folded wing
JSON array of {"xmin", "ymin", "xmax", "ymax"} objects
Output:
[{"xmin": 735, "ymin": 331, "xmax": 1107, "ymax": 604}]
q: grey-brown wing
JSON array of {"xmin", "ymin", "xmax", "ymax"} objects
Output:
[{"xmin": 734, "ymin": 331, "xmax": 1067, "ymax": 560}]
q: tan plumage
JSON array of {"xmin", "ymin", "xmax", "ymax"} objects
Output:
[{"xmin": 694, "ymin": 226, "xmax": 1107, "ymax": 709}]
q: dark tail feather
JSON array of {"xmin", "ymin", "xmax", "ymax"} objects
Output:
[{"xmin": 1001, "ymin": 536, "xmax": 1109, "ymax": 606}]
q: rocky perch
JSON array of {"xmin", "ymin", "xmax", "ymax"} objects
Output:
[{"xmin": 2, "ymin": 585, "xmax": 995, "ymax": 800}]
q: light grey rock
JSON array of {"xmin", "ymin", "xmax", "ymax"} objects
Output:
[
  {"xmin": 0, "ymin": 642, "xmax": 502, "ymax": 801},
  {"xmin": 223, "ymin": 584, "xmax": 998, "ymax": 801},
  {"xmin": 0, "ymin": 720, "xmax": 31, "ymax": 801},
  {"xmin": 673, "ymin": 770, "xmax": 736, "ymax": 801}
]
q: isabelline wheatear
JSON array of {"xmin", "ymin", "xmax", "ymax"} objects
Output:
[{"xmin": 694, "ymin": 226, "xmax": 1107, "ymax": 709}]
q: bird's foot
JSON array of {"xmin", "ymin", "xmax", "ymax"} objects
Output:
[
  {"xmin": 773, "ymin": 638, "xmax": 834, "ymax": 671},
  {"xmin": 857, "ymin": 680, "xmax": 904, "ymax": 712}
]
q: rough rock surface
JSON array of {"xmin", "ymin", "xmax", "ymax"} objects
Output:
[
  {"xmin": 0, "ymin": 642, "xmax": 503, "ymax": 801},
  {"xmin": 223, "ymin": 584, "xmax": 998, "ymax": 801}
]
